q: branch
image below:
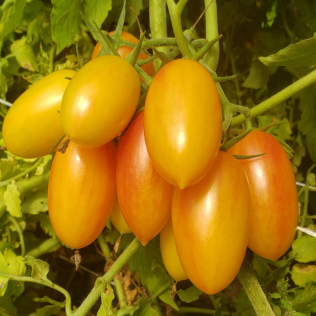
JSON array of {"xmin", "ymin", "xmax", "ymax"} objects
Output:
[{"xmin": 26, "ymin": 237, "xmax": 61, "ymax": 258}]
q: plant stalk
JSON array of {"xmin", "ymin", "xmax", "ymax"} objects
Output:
[
  {"xmin": 8, "ymin": 215, "xmax": 25, "ymax": 257},
  {"xmin": 114, "ymin": 277, "xmax": 127, "ymax": 307},
  {"xmin": 97, "ymin": 233, "xmax": 111, "ymax": 261},
  {"xmin": 26, "ymin": 237, "xmax": 61, "ymax": 258}
]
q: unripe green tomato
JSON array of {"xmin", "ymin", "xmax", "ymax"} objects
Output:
[
  {"xmin": 144, "ymin": 59, "xmax": 222, "ymax": 189},
  {"xmin": 227, "ymin": 131, "xmax": 299, "ymax": 260},
  {"xmin": 172, "ymin": 151, "xmax": 251, "ymax": 294},
  {"xmin": 3, "ymin": 70, "xmax": 75, "ymax": 158},
  {"xmin": 160, "ymin": 218, "xmax": 188, "ymax": 282},
  {"xmin": 110, "ymin": 197, "xmax": 132, "ymax": 235},
  {"xmin": 61, "ymin": 55, "xmax": 140, "ymax": 148}
]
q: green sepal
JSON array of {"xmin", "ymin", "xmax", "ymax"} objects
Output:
[
  {"xmin": 125, "ymin": 32, "xmax": 146, "ymax": 67},
  {"xmin": 93, "ymin": 23, "xmax": 120, "ymax": 57},
  {"xmin": 233, "ymin": 153, "xmax": 266, "ymax": 160},
  {"xmin": 111, "ymin": 0, "xmax": 126, "ymax": 43},
  {"xmin": 271, "ymin": 135, "xmax": 294, "ymax": 158},
  {"xmin": 136, "ymin": 65, "xmax": 153, "ymax": 86},
  {"xmin": 221, "ymin": 128, "xmax": 255, "ymax": 151},
  {"xmin": 152, "ymin": 48, "xmax": 171, "ymax": 65},
  {"xmin": 255, "ymin": 120, "xmax": 286, "ymax": 132},
  {"xmin": 192, "ymin": 35, "xmax": 222, "ymax": 62},
  {"xmin": 214, "ymin": 75, "xmax": 237, "ymax": 83}
]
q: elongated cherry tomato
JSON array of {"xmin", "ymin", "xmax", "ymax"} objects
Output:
[
  {"xmin": 92, "ymin": 31, "xmax": 155, "ymax": 79},
  {"xmin": 3, "ymin": 70, "xmax": 75, "ymax": 158},
  {"xmin": 227, "ymin": 131, "xmax": 298, "ymax": 260},
  {"xmin": 61, "ymin": 55, "xmax": 140, "ymax": 148},
  {"xmin": 144, "ymin": 59, "xmax": 222, "ymax": 189},
  {"xmin": 172, "ymin": 151, "xmax": 250, "ymax": 294},
  {"xmin": 110, "ymin": 197, "xmax": 132, "ymax": 235},
  {"xmin": 48, "ymin": 141, "xmax": 116, "ymax": 249},
  {"xmin": 117, "ymin": 111, "xmax": 173, "ymax": 246},
  {"xmin": 160, "ymin": 218, "xmax": 188, "ymax": 282}
]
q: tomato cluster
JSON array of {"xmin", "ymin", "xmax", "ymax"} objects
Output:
[{"xmin": 2, "ymin": 31, "xmax": 298, "ymax": 295}]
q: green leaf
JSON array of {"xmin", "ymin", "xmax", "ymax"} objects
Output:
[
  {"xmin": 126, "ymin": 0, "xmax": 143, "ymax": 27},
  {"xmin": 292, "ymin": 264, "xmax": 316, "ymax": 287},
  {"xmin": 97, "ymin": 285, "xmax": 115, "ymax": 316},
  {"xmin": 0, "ymin": 293, "xmax": 17, "ymax": 316},
  {"xmin": 24, "ymin": 256, "xmax": 49, "ymax": 281},
  {"xmin": 0, "ymin": 242, "xmax": 14, "ymax": 253},
  {"xmin": 133, "ymin": 298, "xmax": 159, "ymax": 316},
  {"xmin": 290, "ymin": 284, "xmax": 316, "ymax": 314},
  {"xmin": 84, "ymin": 0, "xmax": 112, "ymax": 28},
  {"xmin": 23, "ymin": 0, "xmax": 41, "ymax": 22},
  {"xmin": 114, "ymin": 305, "xmax": 139, "ymax": 316},
  {"xmin": 259, "ymin": 34, "xmax": 316, "ymax": 68},
  {"xmin": 291, "ymin": 235, "xmax": 316, "ymax": 263},
  {"xmin": 29, "ymin": 305, "xmax": 62, "ymax": 316},
  {"xmin": 177, "ymin": 286, "xmax": 202, "ymax": 303},
  {"xmin": 0, "ymin": 0, "xmax": 26, "ymax": 41},
  {"xmin": 51, "ymin": 0, "xmax": 82, "ymax": 54},
  {"xmin": 35, "ymin": 156, "xmax": 52, "ymax": 176},
  {"xmin": 242, "ymin": 61, "xmax": 269, "ymax": 90},
  {"xmin": 298, "ymin": 84, "xmax": 316, "ymax": 164},
  {"xmin": 4, "ymin": 181, "xmax": 22, "ymax": 218},
  {"xmin": 21, "ymin": 188, "xmax": 48, "ymax": 215},
  {"xmin": 33, "ymin": 214, "xmax": 57, "ymax": 239},
  {"xmin": 236, "ymin": 289, "xmax": 256, "ymax": 316}
]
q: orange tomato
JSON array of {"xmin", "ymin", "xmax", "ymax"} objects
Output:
[
  {"xmin": 172, "ymin": 151, "xmax": 250, "ymax": 294},
  {"xmin": 61, "ymin": 55, "xmax": 140, "ymax": 148},
  {"xmin": 144, "ymin": 59, "xmax": 222, "ymax": 189},
  {"xmin": 48, "ymin": 141, "xmax": 116, "ymax": 249},
  {"xmin": 160, "ymin": 218, "xmax": 188, "ymax": 282},
  {"xmin": 110, "ymin": 197, "xmax": 132, "ymax": 235},
  {"xmin": 92, "ymin": 31, "xmax": 155, "ymax": 78},
  {"xmin": 227, "ymin": 131, "xmax": 298, "ymax": 260},
  {"xmin": 3, "ymin": 70, "xmax": 75, "ymax": 158},
  {"xmin": 117, "ymin": 111, "xmax": 173, "ymax": 246}
]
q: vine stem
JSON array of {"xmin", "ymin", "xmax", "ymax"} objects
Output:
[
  {"xmin": 232, "ymin": 68, "xmax": 316, "ymax": 126},
  {"xmin": 26, "ymin": 238, "xmax": 61, "ymax": 258},
  {"xmin": 73, "ymin": 238, "xmax": 141, "ymax": 316},
  {"xmin": 114, "ymin": 277, "xmax": 127, "ymax": 308},
  {"xmin": 97, "ymin": 233, "xmax": 111, "ymax": 261},
  {"xmin": 237, "ymin": 257, "xmax": 275, "ymax": 316},
  {"xmin": 8, "ymin": 215, "xmax": 25, "ymax": 257}
]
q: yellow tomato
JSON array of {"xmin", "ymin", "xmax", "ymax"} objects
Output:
[
  {"xmin": 160, "ymin": 218, "xmax": 188, "ymax": 282},
  {"xmin": 61, "ymin": 55, "xmax": 140, "ymax": 148},
  {"xmin": 3, "ymin": 70, "xmax": 75, "ymax": 158},
  {"xmin": 144, "ymin": 59, "xmax": 222, "ymax": 189},
  {"xmin": 110, "ymin": 197, "xmax": 132, "ymax": 235}
]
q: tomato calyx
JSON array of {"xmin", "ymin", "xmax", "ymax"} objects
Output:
[
  {"xmin": 58, "ymin": 138, "xmax": 70, "ymax": 154},
  {"xmin": 70, "ymin": 250, "xmax": 82, "ymax": 271}
]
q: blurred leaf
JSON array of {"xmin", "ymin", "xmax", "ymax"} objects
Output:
[
  {"xmin": 114, "ymin": 305, "xmax": 139, "ymax": 316},
  {"xmin": 260, "ymin": 34, "xmax": 316, "ymax": 68},
  {"xmin": 51, "ymin": 0, "xmax": 82, "ymax": 54},
  {"xmin": 4, "ymin": 181, "xmax": 22, "ymax": 218},
  {"xmin": 262, "ymin": 0, "xmax": 278, "ymax": 28},
  {"xmin": 0, "ymin": 293, "xmax": 17, "ymax": 316},
  {"xmin": 23, "ymin": 0, "xmax": 41, "ymax": 22},
  {"xmin": 97, "ymin": 286, "xmax": 115, "ymax": 316},
  {"xmin": 292, "ymin": 264, "xmax": 316, "ymax": 287},
  {"xmin": 177, "ymin": 286, "xmax": 202, "ymax": 303},
  {"xmin": 291, "ymin": 235, "xmax": 316, "ymax": 263},
  {"xmin": 290, "ymin": 284, "xmax": 316, "ymax": 314},
  {"xmin": 29, "ymin": 305, "xmax": 62, "ymax": 316},
  {"xmin": 242, "ymin": 61, "xmax": 269, "ymax": 90},
  {"xmin": 126, "ymin": 0, "xmax": 143, "ymax": 27},
  {"xmin": 24, "ymin": 256, "xmax": 49, "ymax": 281},
  {"xmin": 84, "ymin": 0, "xmax": 112, "ymax": 28},
  {"xmin": 0, "ymin": 242, "xmax": 13, "ymax": 253},
  {"xmin": 133, "ymin": 298, "xmax": 159, "ymax": 316},
  {"xmin": 21, "ymin": 188, "xmax": 48, "ymax": 215},
  {"xmin": 236, "ymin": 289, "xmax": 256, "ymax": 316},
  {"xmin": 33, "ymin": 214, "xmax": 57, "ymax": 239}
]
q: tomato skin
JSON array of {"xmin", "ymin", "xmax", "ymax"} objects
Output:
[
  {"xmin": 117, "ymin": 111, "xmax": 173, "ymax": 246},
  {"xmin": 48, "ymin": 141, "xmax": 116, "ymax": 249},
  {"xmin": 110, "ymin": 197, "xmax": 132, "ymax": 235},
  {"xmin": 144, "ymin": 59, "xmax": 222, "ymax": 189},
  {"xmin": 61, "ymin": 55, "xmax": 140, "ymax": 148},
  {"xmin": 172, "ymin": 151, "xmax": 250, "ymax": 294},
  {"xmin": 3, "ymin": 70, "xmax": 75, "ymax": 158},
  {"xmin": 92, "ymin": 31, "xmax": 155, "ymax": 78},
  {"xmin": 227, "ymin": 131, "xmax": 298, "ymax": 261},
  {"xmin": 160, "ymin": 218, "xmax": 188, "ymax": 282}
]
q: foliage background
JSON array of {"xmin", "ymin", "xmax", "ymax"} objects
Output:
[{"xmin": 1, "ymin": 0, "xmax": 316, "ymax": 315}]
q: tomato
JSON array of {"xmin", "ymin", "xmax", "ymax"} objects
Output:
[
  {"xmin": 110, "ymin": 197, "xmax": 132, "ymax": 235},
  {"xmin": 48, "ymin": 141, "xmax": 116, "ymax": 249},
  {"xmin": 144, "ymin": 59, "xmax": 222, "ymax": 189},
  {"xmin": 2, "ymin": 70, "xmax": 75, "ymax": 158},
  {"xmin": 160, "ymin": 218, "xmax": 188, "ymax": 282},
  {"xmin": 61, "ymin": 55, "xmax": 140, "ymax": 148},
  {"xmin": 117, "ymin": 111, "xmax": 173, "ymax": 246},
  {"xmin": 92, "ymin": 31, "xmax": 155, "ymax": 79},
  {"xmin": 227, "ymin": 131, "xmax": 298, "ymax": 261},
  {"xmin": 172, "ymin": 151, "xmax": 250, "ymax": 294}
]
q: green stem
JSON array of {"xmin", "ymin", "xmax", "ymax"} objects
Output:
[
  {"xmin": 0, "ymin": 158, "xmax": 44, "ymax": 188},
  {"xmin": 232, "ymin": 69, "xmax": 316, "ymax": 126},
  {"xmin": 0, "ymin": 170, "xmax": 51, "ymax": 220},
  {"xmin": 204, "ymin": 0, "xmax": 219, "ymax": 70},
  {"xmin": 149, "ymin": 0, "xmax": 169, "ymax": 71},
  {"xmin": 114, "ymin": 277, "xmax": 127, "ymax": 307},
  {"xmin": 26, "ymin": 237, "xmax": 61, "ymax": 258},
  {"xmin": 0, "ymin": 273, "xmax": 72, "ymax": 316},
  {"xmin": 97, "ymin": 233, "xmax": 111, "ymax": 261},
  {"xmin": 166, "ymin": 0, "xmax": 192, "ymax": 58},
  {"xmin": 298, "ymin": 185, "xmax": 310, "ymax": 238},
  {"xmin": 8, "ymin": 215, "xmax": 25, "ymax": 257},
  {"xmin": 237, "ymin": 257, "xmax": 275, "ymax": 316},
  {"xmin": 177, "ymin": 307, "xmax": 235, "ymax": 315},
  {"xmin": 73, "ymin": 238, "xmax": 141, "ymax": 316}
]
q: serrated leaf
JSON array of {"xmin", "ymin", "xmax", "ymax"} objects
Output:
[
  {"xmin": 24, "ymin": 256, "xmax": 49, "ymax": 281},
  {"xmin": 51, "ymin": 0, "xmax": 81, "ymax": 54},
  {"xmin": 177, "ymin": 286, "xmax": 202, "ymax": 303},
  {"xmin": 292, "ymin": 264, "xmax": 316, "ymax": 287},
  {"xmin": 242, "ymin": 61, "xmax": 269, "ymax": 90},
  {"xmin": 84, "ymin": 0, "xmax": 112, "ymax": 28},
  {"xmin": 291, "ymin": 235, "xmax": 316, "ymax": 263},
  {"xmin": 29, "ymin": 305, "xmax": 62, "ymax": 316},
  {"xmin": 4, "ymin": 181, "xmax": 22, "ymax": 218},
  {"xmin": 97, "ymin": 286, "xmax": 115, "ymax": 316},
  {"xmin": 259, "ymin": 34, "xmax": 316, "ymax": 68},
  {"xmin": 0, "ymin": 0, "xmax": 26, "ymax": 41},
  {"xmin": 21, "ymin": 188, "xmax": 48, "ymax": 215}
]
